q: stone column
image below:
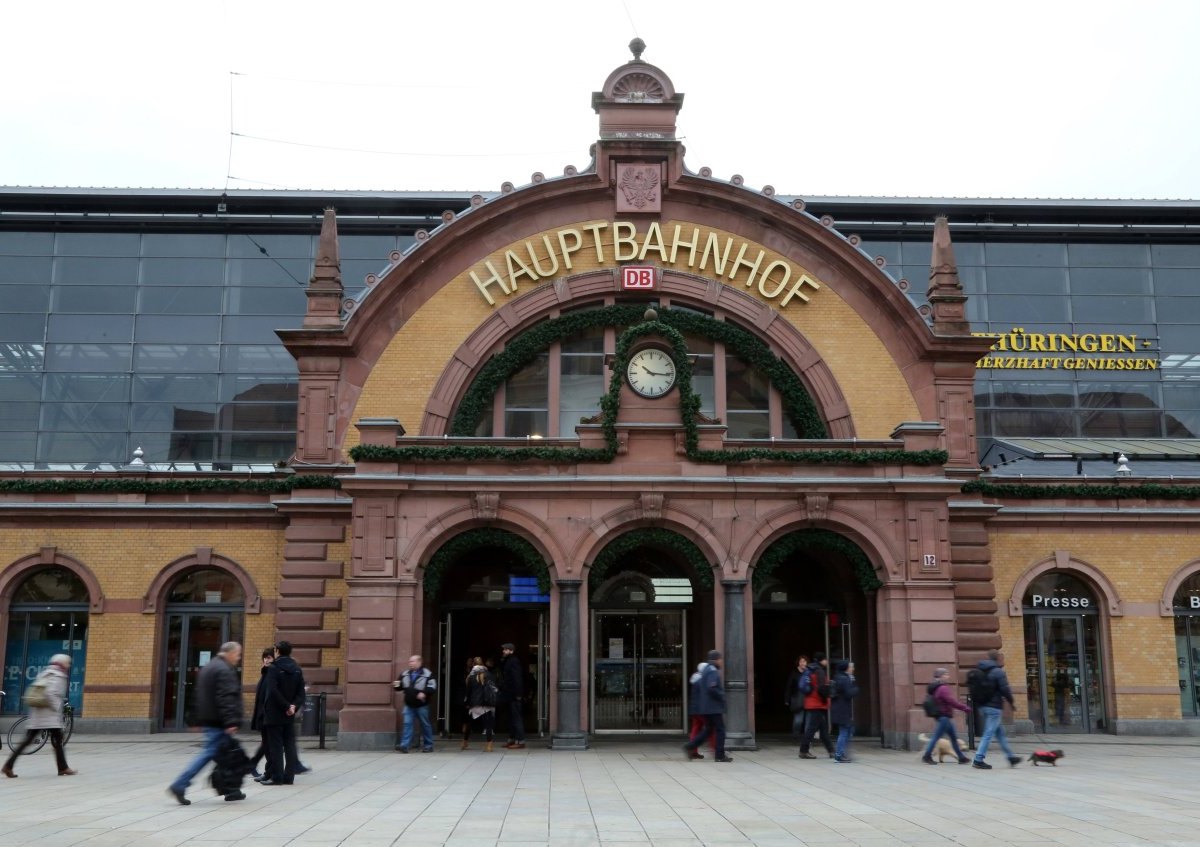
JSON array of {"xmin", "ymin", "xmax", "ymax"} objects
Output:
[
  {"xmin": 722, "ymin": 580, "xmax": 756, "ymax": 750},
  {"xmin": 551, "ymin": 580, "xmax": 588, "ymax": 750}
]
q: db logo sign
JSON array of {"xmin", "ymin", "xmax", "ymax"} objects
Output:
[{"xmin": 621, "ymin": 266, "xmax": 657, "ymax": 290}]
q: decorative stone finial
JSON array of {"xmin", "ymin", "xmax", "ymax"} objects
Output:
[
  {"xmin": 130, "ymin": 445, "xmax": 145, "ymax": 466},
  {"xmin": 629, "ymin": 38, "xmax": 646, "ymax": 61},
  {"xmin": 643, "ymin": 307, "xmax": 658, "ymax": 322}
]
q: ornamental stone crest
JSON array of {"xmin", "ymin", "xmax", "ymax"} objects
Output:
[
  {"xmin": 798, "ymin": 493, "xmax": 830, "ymax": 524},
  {"xmin": 616, "ymin": 164, "xmax": 661, "ymax": 213},
  {"xmin": 471, "ymin": 492, "xmax": 500, "ymax": 521}
]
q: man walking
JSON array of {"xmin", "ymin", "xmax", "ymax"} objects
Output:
[
  {"xmin": 498, "ymin": 642, "xmax": 526, "ymax": 749},
  {"xmin": 261, "ymin": 640, "xmax": 306, "ymax": 785},
  {"xmin": 168, "ymin": 641, "xmax": 245, "ymax": 804},
  {"xmin": 682, "ymin": 650, "xmax": 732, "ymax": 763},
  {"xmin": 971, "ymin": 649, "xmax": 1021, "ymax": 769},
  {"xmin": 395, "ymin": 654, "xmax": 437, "ymax": 753},
  {"xmin": 799, "ymin": 652, "xmax": 834, "ymax": 759},
  {"xmin": 830, "ymin": 660, "xmax": 859, "ymax": 763}
]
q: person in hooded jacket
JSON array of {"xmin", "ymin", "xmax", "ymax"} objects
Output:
[
  {"xmin": 829, "ymin": 660, "xmax": 859, "ymax": 763},
  {"xmin": 3, "ymin": 654, "xmax": 75, "ymax": 778},
  {"xmin": 261, "ymin": 640, "xmax": 306, "ymax": 785},
  {"xmin": 784, "ymin": 655, "xmax": 809, "ymax": 743},
  {"xmin": 972, "ymin": 649, "xmax": 1021, "ymax": 769},
  {"xmin": 920, "ymin": 667, "xmax": 971, "ymax": 765},
  {"xmin": 461, "ymin": 656, "xmax": 497, "ymax": 751},
  {"xmin": 799, "ymin": 652, "xmax": 834, "ymax": 759},
  {"xmin": 682, "ymin": 650, "xmax": 732, "ymax": 763}
]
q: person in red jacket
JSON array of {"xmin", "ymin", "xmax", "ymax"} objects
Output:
[
  {"xmin": 799, "ymin": 653, "xmax": 834, "ymax": 759},
  {"xmin": 921, "ymin": 667, "xmax": 971, "ymax": 764}
]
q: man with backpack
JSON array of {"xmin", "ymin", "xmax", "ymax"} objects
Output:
[
  {"xmin": 969, "ymin": 649, "xmax": 1021, "ymax": 769},
  {"xmin": 784, "ymin": 655, "xmax": 809, "ymax": 742},
  {"xmin": 683, "ymin": 650, "xmax": 732, "ymax": 763},
  {"xmin": 799, "ymin": 652, "xmax": 834, "ymax": 759}
]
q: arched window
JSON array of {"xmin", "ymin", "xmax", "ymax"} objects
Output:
[
  {"xmin": 3, "ymin": 568, "xmax": 89, "ymax": 715},
  {"xmin": 472, "ymin": 303, "xmax": 797, "ymax": 439},
  {"xmin": 160, "ymin": 568, "xmax": 244, "ymax": 729}
]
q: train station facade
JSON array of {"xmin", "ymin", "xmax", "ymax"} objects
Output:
[{"xmin": 3, "ymin": 48, "xmax": 1200, "ymax": 747}]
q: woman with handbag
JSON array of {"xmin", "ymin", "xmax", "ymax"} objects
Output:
[
  {"xmin": 461, "ymin": 657, "xmax": 498, "ymax": 751},
  {"xmin": 3, "ymin": 654, "xmax": 75, "ymax": 777}
]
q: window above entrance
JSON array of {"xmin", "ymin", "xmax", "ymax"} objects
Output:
[{"xmin": 1024, "ymin": 571, "xmax": 1097, "ymax": 612}]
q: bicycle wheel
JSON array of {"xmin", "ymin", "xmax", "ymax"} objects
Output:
[
  {"xmin": 61, "ymin": 713, "xmax": 74, "ymax": 746},
  {"xmin": 6, "ymin": 716, "xmax": 48, "ymax": 754}
]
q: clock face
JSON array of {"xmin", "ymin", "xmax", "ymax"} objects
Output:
[{"xmin": 626, "ymin": 347, "xmax": 677, "ymax": 398}]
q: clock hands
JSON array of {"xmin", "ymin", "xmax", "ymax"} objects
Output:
[{"xmin": 640, "ymin": 365, "xmax": 673, "ymax": 377}]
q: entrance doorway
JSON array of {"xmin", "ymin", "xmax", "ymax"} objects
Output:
[
  {"xmin": 436, "ymin": 606, "xmax": 548, "ymax": 739},
  {"xmin": 592, "ymin": 610, "xmax": 686, "ymax": 732},
  {"xmin": 159, "ymin": 569, "xmax": 244, "ymax": 730},
  {"xmin": 751, "ymin": 535, "xmax": 870, "ymax": 735},
  {"xmin": 2, "ymin": 568, "xmax": 89, "ymax": 715},
  {"xmin": 1022, "ymin": 572, "xmax": 1106, "ymax": 733}
]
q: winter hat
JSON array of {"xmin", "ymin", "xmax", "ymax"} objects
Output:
[
  {"xmin": 501, "ymin": 642, "xmax": 515, "ymax": 651},
  {"xmin": 50, "ymin": 653, "xmax": 72, "ymax": 669},
  {"xmin": 706, "ymin": 650, "xmax": 722, "ymax": 661}
]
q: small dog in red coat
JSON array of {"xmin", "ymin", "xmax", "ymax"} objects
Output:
[{"xmin": 1028, "ymin": 749, "xmax": 1065, "ymax": 766}]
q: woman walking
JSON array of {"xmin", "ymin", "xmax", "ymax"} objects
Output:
[
  {"xmin": 461, "ymin": 657, "xmax": 498, "ymax": 751},
  {"xmin": 921, "ymin": 667, "xmax": 971, "ymax": 764},
  {"xmin": 3, "ymin": 654, "xmax": 76, "ymax": 777}
]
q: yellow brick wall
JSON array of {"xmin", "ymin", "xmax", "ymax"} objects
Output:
[
  {"xmin": 1, "ymin": 527, "xmax": 285, "ymax": 720},
  {"xmin": 347, "ymin": 220, "xmax": 920, "ymax": 448},
  {"xmin": 990, "ymin": 529, "xmax": 1186, "ymax": 724}
]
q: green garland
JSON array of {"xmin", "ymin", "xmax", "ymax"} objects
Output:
[
  {"xmin": 0, "ymin": 474, "xmax": 340, "ymax": 495},
  {"xmin": 753, "ymin": 529, "xmax": 882, "ymax": 593},
  {"xmin": 588, "ymin": 527, "xmax": 714, "ymax": 591},
  {"xmin": 349, "ymin": 306, "xmax": 950, "ymax": 468},
  {"xmin": 962, "ymin": 480, "xmax": 1200, "ymax": 501},
  {"xmin": 448, "ymin": 304, "xmax": 826, "ymax": 439},
  {"xmin": 423, "ymin": 527, "xmax": 551, "ymax": 598}
]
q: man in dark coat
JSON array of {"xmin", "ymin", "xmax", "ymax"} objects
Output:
[
  {"xmin": 168, "ymin": 641, "xmax": 245, "ymax": 804},
  {"xmin": 830, "ymin": 660, "xmax": 859, "ymax": 763},
  {"xmin": 498, "ymin": 642, "xmax": 526, "ymax": 749},
  {"xmin": 261, "ymin": 640, "xmax": 306, "ymax": 785},
  {"xmin": 972, "ymin": 649, "xmax": 1021, "ymax": 769},
  {"xmin": 682, "ymin": 650, "xmax": 732, "ymax": 763}
]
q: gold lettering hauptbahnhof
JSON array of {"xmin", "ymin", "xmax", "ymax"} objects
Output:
[
  {"xmin": 469, "ymin": 221, "xmax": 822, "ymax": 308},
  {"xmin": 973, "ymin": 328, "xmax": 1160, "ymax": 370}
]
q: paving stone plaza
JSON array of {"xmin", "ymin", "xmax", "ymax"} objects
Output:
[{"xmin": 3, "ymin": 735, "xmax": 1200, "ymax": 846}]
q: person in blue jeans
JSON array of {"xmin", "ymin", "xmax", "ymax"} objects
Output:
[
  {"xmin": 921, "ymin": 667, "xmax": 971, "ymax": 764},
  {"xmin": 168, "ymin": 641, "xmax": 245, "ymax": 804},
  {"xmin": 972, "ymin": 649, "xmax": 1021, "ymax": 769},
  {"xmin": 830, "ymin": 660, "xmax": 859, "ymax": 762},
  {"xmin": 394, "ymin": 654, "xmax": 437, "ymax": 753}
]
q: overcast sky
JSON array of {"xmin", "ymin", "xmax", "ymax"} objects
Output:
[{"xmin": 5, "ymin": 0, "xmax": 1198, "ymax": 200}]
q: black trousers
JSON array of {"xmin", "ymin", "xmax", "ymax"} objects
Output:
[
  {"xmin": 507, "ymin": 699, "xmax": 525, "ymax": 742},
  {"xmin": 265, "ymin": 722, "xmax": 297, "ymax": 783},
  {"xmin": 5, "ymin": 728, "xmax": 68, "ymax": 773},
  {"xmin": 463, "ymin": 709, "xmax": 495, "ymax": 742},
  {"xmin": 801, "ymin": 709, "xmax": 833, "ymax": 755},
  {"xmin": 684, "ymin": 714, "xmax": 726, "ymax": 758}
]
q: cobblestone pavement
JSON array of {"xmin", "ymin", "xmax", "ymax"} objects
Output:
[{"xmin": 3, "ymin": 734, "xmax": 1200, "ymax": 846}]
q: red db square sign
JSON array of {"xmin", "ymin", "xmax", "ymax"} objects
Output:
[{"xmin": 621, "ymin": 266, "xmax": 657, "ymax": 290}]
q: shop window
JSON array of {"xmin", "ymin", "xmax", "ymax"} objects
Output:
[
  {"xmin": 1022, "ymin": 572, "xmax": 1105, "ymax": 733},
  {"xmin": 3, "ymin": 567, "xmax": 89, "ymax": 715},
  {"xmin": 1173, "ymin": 573, "xmax": 1200, "ymax": 718}
]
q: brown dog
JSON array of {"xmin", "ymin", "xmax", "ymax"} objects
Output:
[{"xmin": 918, "ymin": 733, "xmax": 973, "ymax": 763}]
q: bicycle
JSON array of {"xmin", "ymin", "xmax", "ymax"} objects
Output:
[{"xmin": 6, "ymin": 700, "xmax": 75, "ymax": 754}]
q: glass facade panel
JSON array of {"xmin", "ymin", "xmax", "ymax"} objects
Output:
[
  {"xmin": 0, "ymin": 314, "xmax": 47, "ymax": 342},
  {"xmin": 51, "ymin": 285, "xmax": 136, "ymax": 313},
  {"xmin": 55, "ymin": 256, "xmax": 139, "ymax": 285},
  {"xmin": 135, "ymin": 315, "xmax": 221, "ymax": 343},
  {"xmin": 1071, "ymin": 295, "xmax": 1154, "ymax": 323},
  {"xmin": 140, "ymin": 257, "xmax": 225, "ymax": 286},
  {"xmin": 44, "ymin": 374, "xmax": 130, "ymax": 403},
  {"xmin": 986, "ymin": 243, "xmax": 1067, "ymax": 266},
  {"xmin": 985, "ymin": 266, "xmax": 1069, "ymax": 295},
  {"xmin": 221, "ymin": 315, "xmax": 297, "ymax": 343},
  {"xmin": 1071, "ymin": 267, "xmax": 1152, "ymax": 295},
  {"xmin": 0, "ymin": 256, "xmax": 52, "ymax": 284},
  {"xmin": 45, "ymin": 344, "xmax": 131, "ymax": 372},
  {"xmin": 138, "ymin": 287, "xmax": 223, "ymax": 314},
  {"xmin": 141, "ymin": 234, "xmax": 226, "ymax": 258},
  {"xmin": 48, "ymin": 314, "xmax": 133, "ymax": 343},
  {"xmin": 986, "ymin": 295, "xmax": 1070, "ymax": 323},
  {"xmin": 1154, "ymin": 268, "xmax": 1200, "ymax": 295},
  {"xmin": 134, "ymin": 345, "xmax": 221, "ymax": 373},
  {"xmin": 225, "ymin": 286, "xmax": 307, "ymax": 315},
  {"xmin": 0, "ymin": 282, "xmax": 51, "ymax": 311}
]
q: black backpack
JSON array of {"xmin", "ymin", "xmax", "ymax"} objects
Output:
[
  {"xmin": 209, "ymin": 735, "xmax": 249, "ymax": 796},
  {"xmin": 922, "ymin": 691, "xmax": 941, "ymax": 718},
  {"xmin": 967, "ymin": 667, "xmax": 998, "ymax": 705}
]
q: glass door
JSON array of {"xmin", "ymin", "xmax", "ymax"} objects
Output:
[
  {"xmin": 162, "ymin": 612, "xmax": 231, "ymax": 729},
  {"xmin": 592, "ymin": 610, "xmax": 685, "ymax": 733},
  {"xmin": 1176, "ymin": 614, "xmax": 1200, "ymax": 717},
  {"xmin": 1032, "ymin": 615, "xmax": 1105, "ymax": 733}
]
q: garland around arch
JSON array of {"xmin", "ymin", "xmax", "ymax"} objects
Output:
[
  {"xmin": 422, "ymin": 527, "xmax": 551, "ymax": 599},
  {"xmin": 752, "ymin": 528, "xmax": 883, "ymax": 594},
  {"xmin": 587, "ymin": 527, "xmax": 714, "ymax": 591}
]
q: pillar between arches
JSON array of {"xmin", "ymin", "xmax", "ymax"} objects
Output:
[
  {"xmin": 722, "ymin": 580, "xmax": 756, "ymax": 751},
  {"xmin": 338, "ymin": 577, "xmax": 415, "ymax": 750},
  {"xmin": 876, "ymin": 580, "xmax": 958, "ymax": 750},
  {"xmin": 551, "ymin": 580, "xmax": 587, "ymax": 750}
]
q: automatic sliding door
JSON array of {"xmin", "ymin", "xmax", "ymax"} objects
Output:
[{"xmin": 593, "ymin": 610, "xmax": 685, "ymax": 733}]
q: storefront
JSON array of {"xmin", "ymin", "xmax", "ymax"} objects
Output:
[{"xmin": 1021, "ymin": 572, "xmax": 1107, "ymax": 733}]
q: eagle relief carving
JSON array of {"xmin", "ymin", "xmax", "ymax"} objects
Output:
[{"xmin": 616, "ymin": 164, "xmax": 661, "ymax": 213}]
